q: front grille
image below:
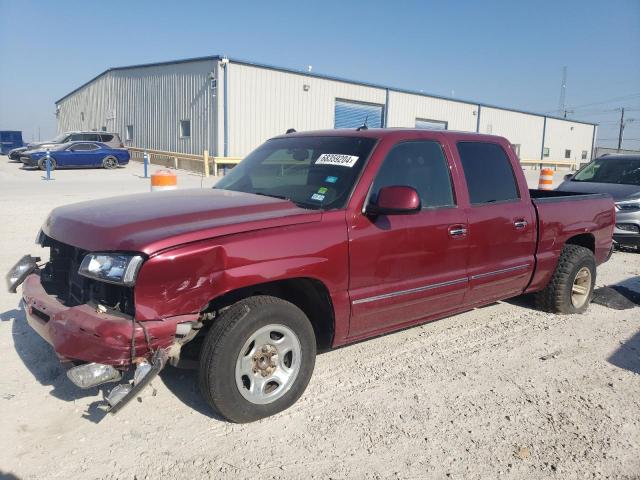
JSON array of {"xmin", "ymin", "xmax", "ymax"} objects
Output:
[
  {"xmin": 40, "ymin": 235, "xmax": 135, "ymax": 316},
  {"xmin": 616, "ymin": 223, "xmax": 640, "ymax": 233}
]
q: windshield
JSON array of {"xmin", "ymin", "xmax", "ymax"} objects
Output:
[
  {"xmin": 572, "ymin": 157, "xmax": 640, "ymax": 186},
  {"xmin": 214, "ymin": 136, "xmax": 377, "ymax": 209}
]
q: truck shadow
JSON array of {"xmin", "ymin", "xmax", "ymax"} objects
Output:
[
  {"xmin": 608, "ymin": 330, "xmax": 640, "ymax": 375},
  {"xmin": 159, "ymin": 367, "xmax": 226, "ymax": 421},
  {"xmin": 6, "ymin": 302, "xmax": 107, "ymax": 406}
]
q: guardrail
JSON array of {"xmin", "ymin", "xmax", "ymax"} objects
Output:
[
  {"xmin": 520, "ymin": 159, "xmax": 578, "ymax": 170},
  {"xmin": 127, "ymin": 147, "xmax": 242, "ymax": 177}
]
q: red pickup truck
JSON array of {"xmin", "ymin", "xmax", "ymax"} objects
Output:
[{"xmin": 7, "ymin": 129, "xmax": 614, "ymax": 422}]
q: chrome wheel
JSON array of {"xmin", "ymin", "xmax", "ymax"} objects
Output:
[
  {"xmin": 571, "ymin": 266, "xmax": 592, "ymax": 308},
  {"xmin": 235, "ymin": 324, "xmax": 301, "ymax": 405},
  {"xmin": 103, "ymin": 156, "xmax": 118, "ymax": 169}
]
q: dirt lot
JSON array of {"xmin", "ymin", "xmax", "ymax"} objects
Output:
[{"xmin": 0, "ymin": 158, "xmax": 638, "ymax": 480}]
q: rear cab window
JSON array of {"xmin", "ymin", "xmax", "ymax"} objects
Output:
[{"xmin": 456, "ymin": 141, "xmax": 520, "ymax": 205}]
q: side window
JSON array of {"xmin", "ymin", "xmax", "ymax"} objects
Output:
[
  {"xmin": 371, "ymin": 141, "xmax": 455, "ymax": 209},
  {"xmin": 84, "ymin": 133, "xmax": 100, "ymax": 142},
  {"xmin": 457, "ymin": 142, "xmax": 520, "ymax": 205},
  {"xmin": 69, "ymin": 143, "xmax": 98, "ymax": 151},
  {"xmin": 69, "ymin": 134, "xmax": 82, "ymax": 141},
  {"xmin": 100, "ymin": 134, "xmax": 114, "ymax": 142}
]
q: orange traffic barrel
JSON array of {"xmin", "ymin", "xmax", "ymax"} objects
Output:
[
  {"xmin": 538, "ymin": 167, "xmax": 554, "ymax": 190},
  {"xmin": 150, "ymin": 170, "xmax": 177, "ymax": 191}
]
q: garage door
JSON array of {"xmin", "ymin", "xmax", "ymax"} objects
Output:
[
  {"xmin": 334, "ymin": 99, "xmax": 384, "ymax": 129},
  {"xmin": 415, "ymin": 118, "xmax": 448, "ymax": 130}
]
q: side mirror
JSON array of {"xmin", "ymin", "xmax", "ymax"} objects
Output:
[
  {"xmin": 367, "ymin": 185, "xmax": 421, "ymax": 215},
  {"xmin": 563, "ymin": 173, "xmax": 573, "ymax": 181}
]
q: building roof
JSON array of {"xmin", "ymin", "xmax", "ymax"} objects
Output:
[{"xmin": 55, "ymin": 55, "xmax": 597, "ymax": 127}]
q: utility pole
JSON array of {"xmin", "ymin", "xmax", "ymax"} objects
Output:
[
  {"xmin": 617, "ymin": 107, "xmax": 625, "ymax": 152},
  {"xmin": 557, "ymin": 66, "xmax": 567, "ymax": 115}
]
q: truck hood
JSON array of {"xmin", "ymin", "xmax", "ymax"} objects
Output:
[
  {"xmin": 557, "ymin": 181, "xmax": 640, "ymax": 201},
  {"xmin": 43, "ymin": 189, "xmax": 321, "ymax": 254}
]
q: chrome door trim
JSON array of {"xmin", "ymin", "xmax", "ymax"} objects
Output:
[
  {"xmin": 470, "ymin": 264, "xmax": 530, "ymax": 280},
  {"xmin": 352, "ymin": 277, "xmax": 468, "ymax": 305}
]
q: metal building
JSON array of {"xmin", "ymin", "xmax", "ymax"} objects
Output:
[{"xmin": 55, "ymin": 55, "xmax": 597, "ymax": 165}]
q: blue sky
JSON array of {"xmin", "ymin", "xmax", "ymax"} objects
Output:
[{"xmin": 1, "ymin": 0, "xmax": 639, "ymax": 147}]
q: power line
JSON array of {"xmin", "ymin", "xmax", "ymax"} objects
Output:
[{"xmin": 568, "ymin": 93, "xmax": 640, "ymax": 111}]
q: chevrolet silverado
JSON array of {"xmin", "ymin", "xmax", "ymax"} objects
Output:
[{"xmin": 7, "ymin": 129, "xmax": 615, "ymax": 422}]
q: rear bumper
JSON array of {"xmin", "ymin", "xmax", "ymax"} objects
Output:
[{"xmin": 21, "ymin": 273, "xmax": 197, "ymax": 367}]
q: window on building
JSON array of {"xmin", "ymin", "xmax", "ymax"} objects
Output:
[
  {"xmin": 371, "ymin": 140, "xmax": 455, "ymax": 208},
  {"xmin": 126, "ymin": 125, "xmax": 134, "ymax": 141},
  {"xmin": 334, "ymin": 99, "xmax": 384, "ymax": 129},
  {"xmin": 457, "ymin": 142, "xmax": 520, "ymax": 205},
  {"xmin": 511, "ymin": 144, "xmax": 521, "ymax": 158},
  {"xmin": 565, "ymin": 149, "xmax": 571, "ymax": 159},
  {"xmin": 581, "ymin": 150, "xmax": 588, "ymax": 160},
  {"xmin": 415, "ymin": 118, "xmax": 448, "ymax": 130},
  {"xmin": 543, "ymin": 147, "xmax": 550, "ymax": 158},
  {"xmin": 180, "ymin": 120, "xmax": 191, "ymax": 138},
  {"xmin": 80, "ymin": 112, "xmax": 85, "ymax": 122}
]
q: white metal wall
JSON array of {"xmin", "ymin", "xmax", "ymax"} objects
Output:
[
  {"xmin": 57, "ymin": 58, "xmax": 596, "ymax": 163},
  {"xmin": 387, "ymin": 91, "xmax": 477, "ymax": 131},
  {"xmin": 544, "ymin": 118, "xmax": 595, "ymax": 163},
  {"xmin": 56, "ymin": 59, "xmax": 215, "ymax": 154},
  {"xmin": 478, "ymin": 107, "xmax": 545, "ymax": 160},
  {"xmin": 226, "ymin": 63, "xmax": 386, "ymax": 157}
]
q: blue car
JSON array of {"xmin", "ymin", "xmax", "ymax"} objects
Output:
[{"xmin": 21, "ymin": 141, "xmax": 130, "ymax": 170}]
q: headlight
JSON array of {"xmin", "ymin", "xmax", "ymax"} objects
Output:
[
  {"xmin": 615, "ymin": 200, "xmax": 640, "ymax": 212},
  {"xmin": 78, "ymin": 253, "xmax": 144, "ymax": 286}
]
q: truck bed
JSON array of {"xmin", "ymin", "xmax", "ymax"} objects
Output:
[
  {"xmin": 529, "ymin": 189, "xmax": 611, "ymax": 204},
  {"xmin": 525, "ymin": 189, "xmax": 615, "ymax": 293}
]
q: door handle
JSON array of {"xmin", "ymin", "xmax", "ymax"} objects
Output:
[
  {"xmin": 448, "ymin": 224, "xmax": 468, "ymax": 237},
  {"xmin": 514, "ymin": 219, "xmax": 528, "ymax": 230}
]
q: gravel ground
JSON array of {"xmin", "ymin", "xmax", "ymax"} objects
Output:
[{"xmin": 0, "ymin": 158, "xmax": 638, "ymax": 479}]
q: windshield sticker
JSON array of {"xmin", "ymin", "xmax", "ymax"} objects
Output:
[
  {"xmin": 317, "ymin": 187, "xmax": 328, "ymax": 194},
  {"xmin": 310, "ymin": 193, "xmax": 325, "ymax": 201},
  {"xmin": 325, "ymin": 176, "xmax": 338, "ymax": 183},
  {"xmin": 315, "ymin": 154, "xmax": 359, "ymax": 168}
]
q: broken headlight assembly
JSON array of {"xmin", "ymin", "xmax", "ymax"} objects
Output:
[{"xmin": 78, "ymin": 253, "xmax": 144, "ymax": 286}]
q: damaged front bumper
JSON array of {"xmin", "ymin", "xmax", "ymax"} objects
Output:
[
  {"xmin": 16, "ymin": 271, "xmax": 199, "ymax": 413},
  {"xmin": 66, "ymin": 349, "xmax": 169, "ymax": 413},
  {"xmin": 20, "ymin": 272, "xmax": 197, "ymax": 366}
]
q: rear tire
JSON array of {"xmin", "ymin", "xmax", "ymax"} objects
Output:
[
  {"xmin": 198, "ymin": 295, "xmax": 316, "ymax": 423},
  {"xmin": 102, "ymin": 156, "xmax": 119, "ymax": 169},
  {"xmin": 535, "ymin": 244, "xmax": 596, "ymax": 314}
]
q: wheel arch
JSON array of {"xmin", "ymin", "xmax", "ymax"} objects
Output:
[
  {"xmin": 564, "ymin": 232, "xmax": 595, "ymax": 253},
  {"xmin": 203, "ymin": 277, "xmax": 336, "ymax": 350}
]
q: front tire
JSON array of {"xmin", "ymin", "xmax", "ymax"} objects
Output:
[
  {"xmin": 535, "ymin": 244, "xmax": 596, "ymax": 314},
  {"xmin": 38, "ymin": 158, "xmax": 56, "ymax": 171},
  {"xmin": 199, "ymin": 296, "xmax": 316, "ymax": 423}
]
